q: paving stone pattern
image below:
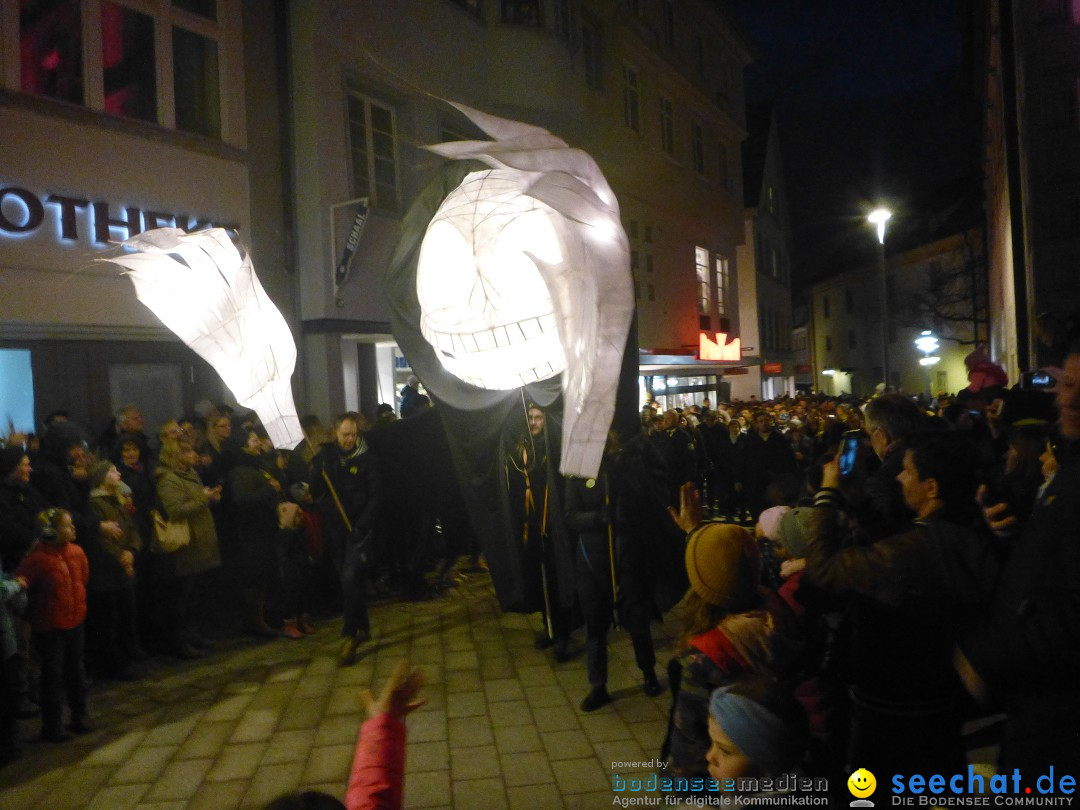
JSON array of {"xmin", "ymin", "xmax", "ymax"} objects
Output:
[{"xmin": 0, "ymin": 573, "xmax": 679, "ymax": 809}]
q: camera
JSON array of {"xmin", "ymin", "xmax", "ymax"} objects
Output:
[{"xmin": 1021, "ymin": 370, "xmax": 1055, "ymax": 390}]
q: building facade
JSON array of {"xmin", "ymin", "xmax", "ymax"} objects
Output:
[
  {"xmin": 732, "ymin": 106, "xmax": 793, "ymax": 401},
  {"xmin": 982, "ymin": 0, "xmax": 1080, "ymax": 378},
  {"xmin": 808, "ymin": 230, "xmax": 984, "ymax": 398},
  {"xmin": 285, "ymin": 0, "xmax": 753, "ymax": 419},
  {"xmin": 0, "ymin": 0, "xmax": 290, "ymax": 434}
]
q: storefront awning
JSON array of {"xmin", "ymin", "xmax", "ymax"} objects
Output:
[{"xmin": 639, "ymin": 350, "xmax": 762, "ymax": 377}]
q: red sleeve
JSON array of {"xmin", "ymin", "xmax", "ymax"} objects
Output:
[
  {"xmin": 345, "ymin": 713, "xmax": 406, "ymax": 810},
  {"xmin": 15, "ymin": 552, "xmax": 41, "ymax": 587},
  {"xmin": 75, "ymin": 545, "xmax": 89, "ymax": 585}
]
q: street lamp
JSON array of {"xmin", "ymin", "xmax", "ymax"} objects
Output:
[
  {"xmin": 914, "ymin": 330, "xmax": 940, "ymax": 398},
  {"xmin": 868, "ymin": 207, "xmax": 892, "ymax": 389}
]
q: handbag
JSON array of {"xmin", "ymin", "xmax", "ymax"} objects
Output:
[{"xmin": 151, "ymin": 508, "xmax": 191, "ymax": 553}]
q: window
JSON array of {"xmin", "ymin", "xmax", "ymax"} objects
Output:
[
  {"xmin": 823, "ymin": 295, "xmax": 830, "ymax": 318},
  {"xmin": 448, "ymin": 0, "xmax": 483, "ymax": 19},
  {"xmin": 766, "ymin": 185, "xmax": 777, "ymax": 216},
  {"xmin": 691, "ymin": 121, "xmax": 704, "ymax": 175},
  {"xmin": 647, "ymin": 284, "xmax": 655, "ymax": 302},
  {"xmin": 102, "ymin": 2, "xmax": 157, "ymax": 123},
  {"xmin": 695, "ymin": 246, "xmax": 710, "ymax": 315},
  {"xmin": 552, "ymin": 0, "xmax": 571, "ymax": 38},
  {"xmin": 581, "ymin": 15, "xmax": 603, "ymax": 90},
  {"xmin": 628, "ymin": 219, "xmax": 638, "ymax": 239},
  {"xmin": 848, "ymin": 330, "xmax": 857, "ymax": 349},
  {"xmin": 646, "ymin": 254, "xmax": 654, "ymax": 273},
  {"xmin": 770, "ymin": 246, "xmax": 779, "ymax": 278},
  {"xmin": 20, "ymin": 0, "xmax": 84, "ymax": 104},
  {"xmin": 825, "ymin": 335, "xmax": 832, "ymax": 351},
  {"xmin": 18, "ymin": 0, "xmax": 232, "ymax": 140},
  {"xmin": 347, "ymin": 91, "xmax": 399, "ymax": 213},
  {"xmin": 644, "ymin": 225, "xmax": 652, "ymax": 243},
  {"xmin": 660, "ymin": 97, "xmax": 675, "ymax": 156},
  {"xmin": 173, "ymin": 0, "xmax": 216, "ymax": 20},
  {"xmin": 630, "ymin": 249, "xmax": 639, "ymax": 274},
  {"xmin": 501, "ymin": 0, "xmax": 542, "ymax": 26},
  {"xmin": 845, "ymin": 289, "xmax": 854, "ymax": 313},
  {"xmin": 173, "ymin": 25, "xmax": 220, "ymax": 137},
  {"xmin": 622, "ymin": 64, "xmax": 640, "ymax": 131},
  {"xmin": 715, "ymin": 256, "xmax": 729, "ymax": 317}
]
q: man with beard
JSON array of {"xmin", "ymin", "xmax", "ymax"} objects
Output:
[
  {"xmin": 311, "ymin": 413, "xmax": 381, "ymax": 666},
  {"xmin": 507, "ymin": 404, "xmax": 572, "ymax": 660}
]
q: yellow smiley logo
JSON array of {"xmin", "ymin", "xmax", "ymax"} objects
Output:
[{"xmin": 848, "ymin": 768, "xmax": 877, "ymax": 798}]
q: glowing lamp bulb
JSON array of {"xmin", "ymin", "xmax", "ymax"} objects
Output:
[{"xmin": 868, "ymin": 208, "xmax": 892, "ymax": 244}]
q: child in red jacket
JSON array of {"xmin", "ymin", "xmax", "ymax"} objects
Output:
[{"xmin": 15, "ymin": 508, "xmax": 90, "ymax": 742}]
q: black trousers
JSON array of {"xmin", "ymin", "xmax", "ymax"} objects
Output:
[
  {"xmin": 33, "ymin": 625, "xmax": 87, "ymax": 733},
  {"xmin": 576, "ymin": 535, "xmax": 655, "ymax": 687},
  {"xmin": 326, "ymin": 527, "xmax": 370, "ymax": 639}
]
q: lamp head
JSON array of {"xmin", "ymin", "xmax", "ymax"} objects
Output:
[{"xmin": 868, "ymin": 208, "xmax": 892, "ymax": 244}]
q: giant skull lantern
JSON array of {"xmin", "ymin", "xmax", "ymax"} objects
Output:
[{"xmin": 411, "ymin": 103, "xmax": 634, "ymax": 478}]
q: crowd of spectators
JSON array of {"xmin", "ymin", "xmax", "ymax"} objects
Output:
[{"xmin": 1, "ymin": 336, "xmax": 1078, "ymax": 805}]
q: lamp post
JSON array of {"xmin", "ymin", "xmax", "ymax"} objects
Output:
[
  {"xmin": 868, "ymin": 208, "xmax": 892, "ymax": 389},
  {"xmin": 914, "ymin": 330, "xmax": 940, "ymax": 399}
]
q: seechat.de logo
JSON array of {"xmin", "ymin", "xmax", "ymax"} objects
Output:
[{"xmin": 848, "ymin": 767, "xmax": 877, "ymax": 807}]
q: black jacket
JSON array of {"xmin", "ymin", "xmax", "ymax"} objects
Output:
[{"xmin": 310, "ymin": 441, "xmax": 381, "ymax": 536}]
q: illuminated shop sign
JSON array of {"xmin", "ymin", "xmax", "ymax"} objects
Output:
[{"xmin": 0, "ymin": 184, "xmax": 234, "ymax": 247}]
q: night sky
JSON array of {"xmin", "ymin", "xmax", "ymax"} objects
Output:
[{"xmin": 727, "ymin": 0, "xmax": 980, "ymax": 288}]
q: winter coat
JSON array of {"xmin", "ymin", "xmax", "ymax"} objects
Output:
[
  {"xmin": 345, "ymin": 713, "xmax": 406, "ymax": 810},
  {"xmin": 311, "ymin": 442, "xmax": 381, "ymax": 537},
  {"xmin": 0, "ymin": 479, "xmax": 48, "ymax": 572},
  {"xmin": 805, "ymin": 488, "xmax": 1000, "ymax": 708},
  {"xmin": 740, "ymin": 430, "xmax": 800, "ymax": 507},
  {"xmin": 0, "ymin": 568, "xmax": 27, "ymax": 659},
  {"xmin": 154, "ymin": 464, "xmax": 221, "ymax": 578},
  {"xmin": 89, "ymin": 489, "xmax": 143, "ymax": 588},
  {"xmin": 960, "ymin": 441, "xmax": 1080, "ymax": 772},
  {"xmin": 16, "ymin": 541, "xmax": 89, "ymax": 632},
  {"xmin": 664, "ymin": 589, "xmax": 802, "ymax": 777}
]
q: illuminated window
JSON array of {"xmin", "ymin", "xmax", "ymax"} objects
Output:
[
  {"xmin": 715, "ymin": 256, "xmax": 729, "ymax": 317},
  {"xmin": 19, "ymin": 0, "xmax": 84, "ymax": 105},
  {"xmin": 347, "ymin": 91, "xmax": 399, "ymax": 213},
  {"xmin": 695, "ymin": 246, "xmax": 710, "ymax": 315},
  {"xmin": 660, "ymin": 97, "xmax": 675, "ymax": 156},
  {"xmin": 19, "ymin": 0, "xmax": 233, "ymax": 141},
  {"xmin": 622, "ymin": 64, "xmax": 640, "ymax": 131}
]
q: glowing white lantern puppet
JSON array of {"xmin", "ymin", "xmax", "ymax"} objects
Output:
[
  {"xmin": 106, "ymin": 227, "xmax": 304, "ymax": 449},
  {"xmin": 415, "ymin": 103, "xmax": 634, "ymax": 479}
]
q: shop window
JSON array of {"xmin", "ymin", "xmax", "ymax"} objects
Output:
[
  {"xmin": 173, "ymin": 26, "xmax": 220, "ymax": 137},
  {"xmin": 20, "ymin": 0, "xmax": 84, "ymax": 104},
  {"xmin": 0, "ymin": 349, "xmax": 35, "ymax": 436},
  {"xmin": 347, "ymin": 91, "xmax": 399, "ymax": 213}
]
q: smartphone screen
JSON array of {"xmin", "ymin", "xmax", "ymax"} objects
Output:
[{"xmin": 839, "ymin": 436, "xmax": 859, "ymax": 477}]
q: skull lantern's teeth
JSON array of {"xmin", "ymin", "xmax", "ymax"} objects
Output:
[{"xmin": 420, "ymin": 313, "xmax": 566, "ymax": 390}]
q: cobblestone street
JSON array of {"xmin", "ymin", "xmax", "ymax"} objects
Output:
[{"xmin": 0, "ymin": 573, "xmax": 680, "ymax": 809}]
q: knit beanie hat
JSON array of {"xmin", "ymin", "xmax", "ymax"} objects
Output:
[
  {"xmin": 777, "ymin": 507, "xmax": 814, "ymax": 559},
  {"xmin": 685, "ymin": 523, "xmax": 760, "ymax": 611},
  {"xmin": 89, "ymin": 460, "xmax": 114, "ymax": 490},
  {"xmin": 0, "ymin": 446, "xmax": 25, "ymax": 480},
  {"xmin": 756, "ymin": 506, "xmax": 790, "ymax": 542},
  {"xmin": 708, "ymin": 683, "xmax": 805, "ymax": 777}
]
